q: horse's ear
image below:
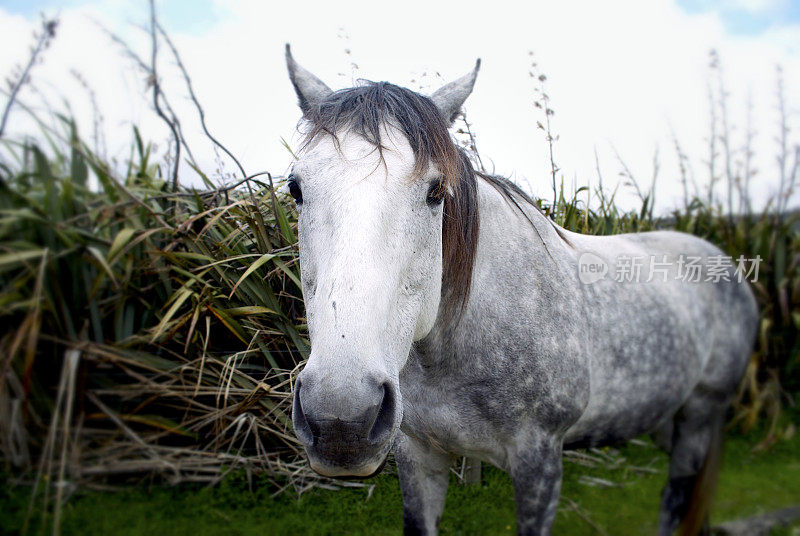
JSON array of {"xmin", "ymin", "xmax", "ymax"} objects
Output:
[
  {"xmin": 431, "ymin": 59, "xmax": 481, "ymax": 125},
  {"xmin": 285, "ymin": 44, "xmax": 333, "ymax": 117}
]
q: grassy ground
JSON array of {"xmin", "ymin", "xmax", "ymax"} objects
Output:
[{"xmin": 2, "ymin": 429, "xmax": 799, "ymax": 536}]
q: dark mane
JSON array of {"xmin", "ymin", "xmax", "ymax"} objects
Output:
[{"xmin": 301, "ymin": 81, "xmax": 479, "ymax": 323}]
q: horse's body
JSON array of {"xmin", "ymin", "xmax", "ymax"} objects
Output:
[
  {"xmin": 283, "ymin": 47, "xmax": 758, "ymax": 535},
  {"xmin": 398, "ymin": 177, "xmax": 757, "ymax": 534}
]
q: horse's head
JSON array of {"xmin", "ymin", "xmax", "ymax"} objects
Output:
[{"xmin": 285, "ymin": 45, "xmax": 480, "ymax": 478}]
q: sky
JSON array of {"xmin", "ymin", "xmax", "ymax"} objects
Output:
[{"xmin": 0, "ymin": 0, "xmax": 799, "ymax": 213}]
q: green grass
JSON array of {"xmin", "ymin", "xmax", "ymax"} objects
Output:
[{"xmin": 3, "ymin": 430, "xmax": 799, "ymax": 535}]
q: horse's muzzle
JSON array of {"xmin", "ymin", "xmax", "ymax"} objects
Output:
[{"xmin": 292, "ymin": 372, "xmax": 397, "ymax": 478}]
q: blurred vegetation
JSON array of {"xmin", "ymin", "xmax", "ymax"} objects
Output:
[{"xmin": 0, "ymin": 115, "xmax": 330, "ymax": 527}]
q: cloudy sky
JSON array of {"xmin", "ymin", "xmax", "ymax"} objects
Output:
[{"xmin": 1, "ymin": 0, "xmax": 799, "ymax": 213}]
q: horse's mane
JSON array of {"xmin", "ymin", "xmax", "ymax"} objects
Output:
[{"xmin": 300, "ymin": 80, "xmax": 564, "ymax": 326}]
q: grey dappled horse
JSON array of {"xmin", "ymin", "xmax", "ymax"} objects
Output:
[{"xmin": 283, "ymin": 46, "xmax": 758, "ymax": 535}]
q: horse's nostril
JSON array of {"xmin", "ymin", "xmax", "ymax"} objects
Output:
[
  {"xmin": 368, "ymin": 382, "xmax": 396, "ymax": 444},
  {"xmin": 292, "ymin": 379, "xmax": 316, "ymax": 446}
]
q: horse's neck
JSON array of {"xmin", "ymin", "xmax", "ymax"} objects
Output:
[
  {"xmin": 473, "ymin": 176, "xmax": 575, "ymax": 273},
  {"xmin": 417, "ymin": 177, "xmax": 576, "ymax": 365}
]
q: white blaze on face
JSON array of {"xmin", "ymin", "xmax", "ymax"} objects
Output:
[{"xmin": 293, "ymin": 124, "xmax": 444, "ymax": 381}]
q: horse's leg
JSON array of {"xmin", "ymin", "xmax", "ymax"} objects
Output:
[
  {"xmin": 395, "ymin": 431, "xmax": 451, "ymax": 536},
  {"xmin": 651, "ymin": 417, "xmax": 674, "ymax": 453},
  {"xmin": 508, "ymin": 431, "xmax": 563, "ymax": 536},
  {"xmin": 657, "ymin": 392, "xmax": 726, "ymax": 536}
]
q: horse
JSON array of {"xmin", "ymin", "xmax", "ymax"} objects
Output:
[{"xmin": 283, "ymin": 45, "xmax": 758, "ymax": 535}]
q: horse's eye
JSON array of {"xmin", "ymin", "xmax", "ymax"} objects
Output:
[
  {"xmin": 426, "ymin": 178, "xmax": 445, "ymax": 206},
  {"xmin": 288, "ymin": 175, "xmax": 303, "ymax": 204}
]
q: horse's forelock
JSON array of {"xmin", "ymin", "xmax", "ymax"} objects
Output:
[{"xmin": 300, "ymin": 81, "xmax": 479, "ymax": 326}]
